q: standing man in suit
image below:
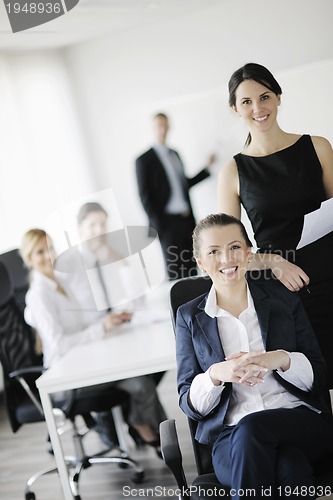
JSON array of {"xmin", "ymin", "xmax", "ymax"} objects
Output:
[{"xmin": 135, "ymin": 112, "xmax": 216, "ymax": 280}]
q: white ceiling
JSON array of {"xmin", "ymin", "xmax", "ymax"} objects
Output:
[
  {"xmin": 0, "ymin": 0, "xmax": 332, "ymax": 79},
  {"xmin": 0, "ymin": 0, "xmax": 223, "ymax": 51}
]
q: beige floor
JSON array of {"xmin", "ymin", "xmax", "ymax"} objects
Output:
[
  {"xmin": 2, "ymin": 370, "xmax": 332, "ymax": 500},
  {"xmin": 0, "ymin": 369, "xmax": 197, "ymax": 500}
]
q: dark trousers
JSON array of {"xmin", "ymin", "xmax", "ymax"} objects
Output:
[
  {"xmin": 299, "ymin": 281, "xmax": 333, "ymax": 389},
  {"xmin": 158, "ymin": 213, "xmax": 197, "ymax": 280},
  {"xmin": 212, "ymin": 407, "xmax": 333, "ymax": 500}
]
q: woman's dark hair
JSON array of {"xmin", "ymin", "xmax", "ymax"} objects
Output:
[
  {"xmin": 192, "ymin": 213, "xmax": 253, "ymax": 258},
  {"xmin": 77, "ymin": 202, "xmax": 108, "ymax": 225},
  {"xmin": 228, "ymin": 63, "xmax": 283, "ymax": 146}
]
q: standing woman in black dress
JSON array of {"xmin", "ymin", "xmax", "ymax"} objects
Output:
[{"xmin": 218, "ymin": 62, "xmax": 333, "ymax": 384}]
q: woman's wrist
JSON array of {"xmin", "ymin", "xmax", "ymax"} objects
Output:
[
  {"xmin": 277, "ymin": 350, "xmax": 291, "ymax": 372},
  {"xmin": 209, "ymin": 364, "xmax": 222, "ymax": 386},
  {"xmin": 103, "ymin": 316, "xmax": 114, "ymax": 333}
]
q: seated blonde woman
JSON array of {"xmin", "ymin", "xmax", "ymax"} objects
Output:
[{"xmin": 20, "ymin": 228, "xmax": 166, "ymax": 456}]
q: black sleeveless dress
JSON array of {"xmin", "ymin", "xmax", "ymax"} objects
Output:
[{"xmin": 234, "ymin": 134, "xmax": 333, "ymax": 384}]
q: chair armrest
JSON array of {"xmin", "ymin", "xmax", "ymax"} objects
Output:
[
  {"xmin": 7, "ymin": 365, "xmax": 78, "ymax": 427},
  {"xmin": 160, "ymin": 419, "xmax": 189, "ymax": 492},
  {"xmin": 9, "ymin": 366, "xmax": 45, "ymax": 378},
  {"xmin": 8, "ymin": 366, "xmax": 45, "ymax": 416},
  {"xmin": 9, "ymin": 365, "xmax": 75, "ymax": 418}
]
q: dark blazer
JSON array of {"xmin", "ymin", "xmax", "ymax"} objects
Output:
[
  {"xmin": 135, "ymin": 147, "xmax": 209, "ymax": 232},
  {"xmin": 176, "ymin": 277, "xmax": 329, "ymax": 445}
]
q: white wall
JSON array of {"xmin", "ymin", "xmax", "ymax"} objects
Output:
[
  {"xmin": 277, "ymin": 61, "xmax": 333, "ymax": 141},
  {"xmin": 1, "ymin": 0, "xmax": 333, "ymax": 253},
  {"xmin": 63, "ymin": 0, "xmax": 333, "ymax": 235},
  {"xmin": 0, "ymin": 52, "xmax": 95, "ymax": 253}
]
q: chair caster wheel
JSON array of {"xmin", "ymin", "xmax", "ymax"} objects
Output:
[
  {"xmin": 25, "ymin": 492, "xmax": 36, "ymax": 500},
  {"xmin": 131, "ymin": 471, "xmax": 144, "ymax": 483}
]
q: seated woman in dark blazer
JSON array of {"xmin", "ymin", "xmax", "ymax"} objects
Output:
[{"xmin": 176, "ymin": 213, "xmax": 333, "ymax": 500}]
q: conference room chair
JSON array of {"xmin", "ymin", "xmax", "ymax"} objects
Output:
[
  {"xmin": 160, "ymin": 275, "xmax": 333, "ymax": 500},
  {"xmin": 0, "ymin": 261, "xmax": 144, "ymax": 500},
  {"xmin": 0, "ymin": 248, "xmax": 29, "ymax": 313},
  {"xmin": 0, "ymin": 247, "xmax": 146, "ymax": 448}
]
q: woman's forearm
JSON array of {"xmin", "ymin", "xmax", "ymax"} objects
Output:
[
  {"xmin": 248, "ymin": 252, "xmax": 279, "ymax": 271},
  {"xmin": 248, "ymin": 252, "xmax": 310, "ymax": 292}
]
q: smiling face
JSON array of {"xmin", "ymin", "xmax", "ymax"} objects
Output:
[
  {"xmin": 28, "ymin": 236, "xmax": 55, "ymax": 278},
  {"xmin": 233, "ymin": 79, "xmax": 281, "ymax": 133},
  {"xmin": 196, "ymin": 224, "xmax": 252, "ymax": 288}
]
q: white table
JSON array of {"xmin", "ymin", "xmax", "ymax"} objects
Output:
[{"xmin": 36, "ymin": 282, "xmax": 176, "ymax": 499}]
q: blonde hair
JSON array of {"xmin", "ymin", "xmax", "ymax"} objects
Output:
[
  {"xmin": 20, "ymin": 228, "xmax": 47, "ymax": 267},
  {"xmin": 20, "ymin": 228, "xmax": 50, "ymax": 356}
]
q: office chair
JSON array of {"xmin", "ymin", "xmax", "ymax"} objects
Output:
[
  {"xmin": 0, "ymin": 248, "xmax": 148, "ymax": 451},
  {"xmin": 0, "ymin": 248, "xmax": 29, "ymax": 313},
  {"xmin": 0, "ymin": 262, "xmax": 144, "ymax": 500},
  {"xmin": 160, "ymin": 275, "xmax": 333, "ymax": 500}
]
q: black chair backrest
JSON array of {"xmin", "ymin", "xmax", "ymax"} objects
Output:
[
  {"xmin": 169, "ymin": 276, "xmax": 212, "ymax": 329},
  {"xmin": 0, "ymin": 249, "xmax": 29, "ymax": 312},
  {"xmin": 169, "ymin": 276, "xmax": 214, "ymax": 475},
  {"xmin": 0, "ymin": 262, "xmax": 41, "ymax": 432},
  {"xmin": 0, "ymin": 257, "xmax": 12, "ymax": 307}
]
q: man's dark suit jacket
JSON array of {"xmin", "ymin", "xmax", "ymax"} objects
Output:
[
  {"xmin": 176, "ymin": 277, "xmax": 329, "ymax": 445},
  {"xmin": 135, "ymin": 147, "xmax": 209, "ymax": 232}
]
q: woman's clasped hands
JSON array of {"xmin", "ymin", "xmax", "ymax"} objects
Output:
[{"xmin": 209, "ymin": 350, "xmax": 291, "ymax": 387}]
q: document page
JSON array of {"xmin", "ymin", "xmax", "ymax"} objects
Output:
[{"xmin": 297, "ymin": 198, "xmax": 333, "ymax": 249}]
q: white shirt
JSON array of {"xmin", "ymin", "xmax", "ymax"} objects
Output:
[
  {"xmin": 24, "ymin": 271, "xmax": 104, "ymax": 368},
  {"xmin": 54, "ymin": 245, "xmax": 105, "ymax": 323},
  {"xmin": 153, "ymin": 144, "xmax": 190, "ymax": 214},
  {"xmin": 189, "ymin": 286, "xmax": 315, "ymax": 425},
  {"xmin": 56, "ymin": 244, "xmax": 135, "ymax": 317}
]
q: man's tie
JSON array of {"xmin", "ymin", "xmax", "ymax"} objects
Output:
[{"xmin": 95, "ymin": 260, "xmax": 112, "ymax": 312}]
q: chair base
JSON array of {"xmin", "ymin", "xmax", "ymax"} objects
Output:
[
  {"xmin": 24, "ymin": 448, "xmax": 144, "ymax": 499},
  {"xmin": 25, "ymin": 466, "xmax": 59, "ymax": 500}
]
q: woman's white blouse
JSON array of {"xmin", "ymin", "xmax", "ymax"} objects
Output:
[
  {"xmin": 24, "ymin": 271, "xmax": 104, "ymax": 368},
  {"xmin": 189, "ymin": 286, "xmax": 315, "ymax": 426}
]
